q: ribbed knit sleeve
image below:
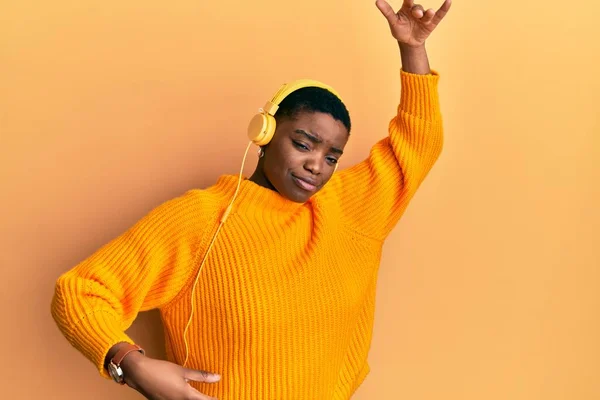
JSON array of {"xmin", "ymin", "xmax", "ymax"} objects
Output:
[
  {"xmin": 50, "ymin": 190, "xmax": 209, "ymax": 378},
  {"xmin": 329, "ymin": 69, "xmax": 443, "ymax": 240}
]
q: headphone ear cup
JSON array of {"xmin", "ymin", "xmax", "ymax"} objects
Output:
[{"xmin": 247, "ymin": 112, "xmax": 276, "ymax": 146}]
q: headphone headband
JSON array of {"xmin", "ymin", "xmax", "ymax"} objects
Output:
[{"xmin": 261, "ymin": 79, "xmax": 344, "ymax": 116}]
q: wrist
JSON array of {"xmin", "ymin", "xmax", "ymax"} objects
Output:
[
  {"xmin": 398, "ymin": 41, "xmax": 430, "ymax": 75},
  {"xmin": 398, "ymin": 41, "xmax": 426, "ymax": 52},
  {"xmin": 120, "ymin": 350, "xmax": 145, "ymax": 387},
  {"xmin": 120, "ymin": 349, "xmax": 145, "ymax": 374},
  {"xmin": 104, "ymin": 342, "xmax": 131, "ymax": 370},
  {"xmin": 105, "ymin": 343, "xmax": 145, "ymax": 385}
]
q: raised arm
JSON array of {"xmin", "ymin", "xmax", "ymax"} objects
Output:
[{"xmin": 326, "ymin": 0, "xmax": 451, "ymax": 241}]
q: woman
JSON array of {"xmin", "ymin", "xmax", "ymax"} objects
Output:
[{"xmin": 51, "ymin": 1, "xmax": 452, "ymax": 399}]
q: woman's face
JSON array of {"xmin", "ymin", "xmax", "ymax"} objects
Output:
[{"xmin": 256, "ymin": 111, "xmax": 349, "ymax": 203}]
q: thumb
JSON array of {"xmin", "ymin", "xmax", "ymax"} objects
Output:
[
  {"xmin": 183, "ymin": 368, "xmax": 221, "ymax": 383},
  {"xmin": 375, "ymin": 0, "xmax": 397, "ymax": 24}
]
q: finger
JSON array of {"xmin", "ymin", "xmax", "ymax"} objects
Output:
[
  {"xmin": 411, "ymin": 4, "xmax": 425, "ymax": 18},
  {"xmin": 402, "ymin": 0, "xmax": 415, "ymax": 8},
  {"xmin": 421, "ymin": 8, "xmax": 436, "ymax": 23},
  {"xmin": 183, "ymin": 368, "xmax": 221, "ymax": 383},
  {"xmin": 375, "ymin": 0, "xmax": 398, "ymax": 25},
  {"xmin": 432, "ymin": 0, "xmax": 452, "ymax": 25}
]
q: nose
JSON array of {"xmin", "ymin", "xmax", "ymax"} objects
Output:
[{"xmin": 303, "ymin": 156, "xmax": 323, "ymax": 175}]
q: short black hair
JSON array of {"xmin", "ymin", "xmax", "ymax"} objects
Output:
[{"xmin": 274, "ymin": 87, "xmax": 351, "ymax": 134}]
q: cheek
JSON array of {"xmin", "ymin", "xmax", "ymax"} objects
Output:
[
  {"xmin": 264, "ymin": 146, "xmax": 292, "ymax": 180},
  {"xmin": 269, "ymin": 144, "xmax": 295, "ymax": 168}
]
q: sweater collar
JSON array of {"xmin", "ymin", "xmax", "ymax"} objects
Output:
[{"xmin": 209, "ymin": 175, "xmax": 307, "ymax": 215}]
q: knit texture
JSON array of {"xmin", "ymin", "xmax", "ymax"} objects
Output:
[{"xmin": 51, "ymin": 69, "xmax": 443, "ymax": 399}]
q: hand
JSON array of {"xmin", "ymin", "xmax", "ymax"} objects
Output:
[
  {"xmin": 121, "ymin": 352, "xmax": 221, "ymax": 400},
  {"xmin": 375, "ymin": 0, "xmax": 452, "ymax": 48}
]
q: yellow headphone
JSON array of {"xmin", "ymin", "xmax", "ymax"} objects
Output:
[{"xmin": 181, "ymin": 79, "xmax": 343, "ymax": 367}]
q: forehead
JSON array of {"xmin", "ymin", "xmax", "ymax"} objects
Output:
[{"xmin": 280, "ymin": 111, "xmax": 349, "ymax": 146}]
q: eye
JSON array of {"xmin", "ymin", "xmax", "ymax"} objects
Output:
[
  {"xmin": 292, "ymin": 140, "xmax": 310, "ymax": 151},
  {"xmin": 326, "ymin": 157, "xmax": 338, "ymax": 165}
]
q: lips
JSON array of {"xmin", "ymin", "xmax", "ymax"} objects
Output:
[{"xmin": 292, "ymin": 175, "xmax": 318, "ymax": 192}]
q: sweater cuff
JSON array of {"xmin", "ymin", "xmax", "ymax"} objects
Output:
[
  {"xmin": 399, "ymin": 69, "xmax": 441, "ymax": 120},
  {"xmin": 67, "ymin": 310, "xmax": 134, "ymax": 379}
]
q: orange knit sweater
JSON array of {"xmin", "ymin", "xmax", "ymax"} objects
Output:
[{"xmin": 51, "ymin": 69, "xmax": 443, "ymax": 399}]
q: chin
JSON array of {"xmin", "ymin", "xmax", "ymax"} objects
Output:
[
  {"xmin": 278, "ymin": 183, "xmax": 312, "ymax": 203},
  {"xmin": 284, "ymin": 178, "xmax": 332, "ymax": 203},
  {"xmin": 284, "ymin": 190, "xmax": 311, "ymax": 203}
]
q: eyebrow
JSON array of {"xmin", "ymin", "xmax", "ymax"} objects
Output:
[{"xmin": 294, "ymin": 129, "xmax": 344, "ymax": 155}]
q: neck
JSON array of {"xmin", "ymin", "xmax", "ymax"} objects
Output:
[
  {"xmin": 249, "ymin": 165, "xmax": 277, "ymax": 192},
  {"xmin": 209, "ymin": 175, "xmax": 304, "ymax": 215}
]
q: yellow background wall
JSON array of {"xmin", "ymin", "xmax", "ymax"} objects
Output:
[{"xmin": 1, "ymin": 0, "xmax": 598, "ymax": 398}]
